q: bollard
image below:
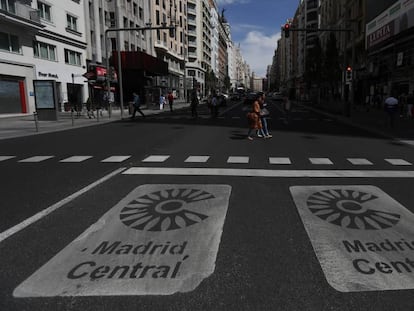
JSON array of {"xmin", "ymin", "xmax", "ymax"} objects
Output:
[
  {"xmin": 108, "ymin": 103, "xmax": 112, "ymax": 119},
  {"xmin": 33, "ymin": 111, "xmax": 39, "ymax": 132},
  {"xmin": 97, "ymin": 108, "xmax": 100, "ymax": 122},
  {"xmin": 71, "ymin": 108, "xmax": 75, "ymax": 126}
]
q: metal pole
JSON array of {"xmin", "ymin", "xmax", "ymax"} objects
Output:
[
  {"xmin": 33, "ymin": 111, "xmax": 39, "ymax": 132},
  {"xmin": 115, "ymin": 0, "xmax": 125, "ymax": 119},
  {"xmin": 350, "ymin": 29, "xmax": 356, "ymax": 117}
]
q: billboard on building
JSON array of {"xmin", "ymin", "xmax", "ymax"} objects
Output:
[{"xmin": 366, "ymin": 0, "xmax": 414, "ymax": 49}]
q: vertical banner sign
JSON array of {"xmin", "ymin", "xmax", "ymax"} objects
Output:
[
  {"xmin": 290, "ymin": 185, "xmax": 414, "ymax": 292},
  {"xmin": 14, "ymin": 184, "xmax": 231, "ymax": 297}
]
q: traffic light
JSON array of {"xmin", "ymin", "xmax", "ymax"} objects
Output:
[
  {"xmin": 283, "ymin": 23, "xmax": 290, "ymax": 38},
  {"xmin": 346, "ymin": 66, "xmax": 352, "ymax": 81}
]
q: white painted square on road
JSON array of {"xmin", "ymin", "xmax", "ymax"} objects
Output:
[
  {"xmin": 0, "ymin": 156, "xmax": 16, "ymax": 162},
  {"xmin": 14, "ymin": 184, "xmax": 231, "ymax": 297},
  {"xmin": 385, "ymin": 159, "xmax": 412, "ymax": 166},
  {"xmin": 60, "ymin": 156, "xmax": 93, "ymax": 163},
  {"xmin": 142, "ymin": 155, "xmax": 170, "ymax": 162},
  {"xmin": 185, "ymin": 156, "xmax": 210, "ymax": 163},
  {"xmin": 101, "ymin": 156, "xmax": 131, "ymax": 163},
  {"xmin": 290, "ymin": 185, "xmax": 414, "ymax": 292},
  {"xmin": 309, "ymin": 158, "xmax": 333, "ymax": 165},
  {"xmin": 19, "ymin": 156, "xmax": 54, "ymax": 163},
  {"xmin": 269, "ymin": 157, "xmax": 291, "ymax": 165},
  {"xmin": 227, "ymin": 156, "xmax": 249, "ymax": 164},
  {"xmin": 347, "ymin": 158, "xmax": 373, "ymax": 165}
]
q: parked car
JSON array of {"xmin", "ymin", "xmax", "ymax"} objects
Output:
[{"xmin": 272, "ymin": 92, "xmax": 283, "ymax": 101}]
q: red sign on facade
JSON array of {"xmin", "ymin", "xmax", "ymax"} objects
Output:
[{"xmin": 367, "ymin": 21, "xmax": 395, "ymax": 49}]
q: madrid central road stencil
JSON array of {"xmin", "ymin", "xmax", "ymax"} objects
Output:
[
  {"xmin": 14, "ymin": 184, "xmax": 232, "ymax": 297},
  {"xmin": 290, "ymin": 185, "xmax": 414, "ymax": 292}
]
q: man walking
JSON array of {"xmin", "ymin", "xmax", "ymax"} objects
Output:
[
  {"xmin": 167, "ymin": 91, "xmax": 174, "ymax": 112},
  {"xmin": 190, "ymin": 89, "xmax": 199, "ymax": 118},
  {"xmin": 131, "ymin": 92, "xmax": 145, "ymax": 119},
  {"xmin": 384, "ymin": 93, "xmax": 399, "ymax": 128}
]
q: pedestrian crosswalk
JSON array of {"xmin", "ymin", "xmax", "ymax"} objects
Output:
[{"xmin": 0, "ymin": 154, "xmax": 412, "ymax": 167}]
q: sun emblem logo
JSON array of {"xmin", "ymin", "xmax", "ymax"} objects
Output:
[
  {"xmin": 306, "ymin": 189, "xmax": 400, "ymax": 230},
  {"xmin": 119, "ymin": 188, "xmax": 214, "ymax": 231}
]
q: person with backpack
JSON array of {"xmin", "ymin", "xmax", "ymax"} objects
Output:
[{"xmin": 190, "ymin": 89, "xmax": 199, "ymax": 118}]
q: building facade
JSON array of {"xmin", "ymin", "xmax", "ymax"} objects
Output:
[{"xmin": 0, "ymin": 0, "xmax": 88, "ymax": 114}]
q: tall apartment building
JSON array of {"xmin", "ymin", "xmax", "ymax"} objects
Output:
[
  {"xmin": 0, "ymin": 0, "xmax": 87, "ymax": 115},
  {"xmin": 186, "ymin": 0, "xmax": 212, "ymax": 95}
]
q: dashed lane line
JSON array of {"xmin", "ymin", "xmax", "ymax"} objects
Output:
[
  {"xmin": 0, "ymin": 167, "xmax": 126, "ymax": 244},
  {"xmin": 18, "ymin": 156, "xmax": 54, "ymax": 163},
  {"xmin": 0, "ymin": 156, "xmax": 16, "ymax": 162},
  {"xmin": 385, "ymin": 159, "xmax": 412, "ymax": 166},
  {"xmin": 101, "ymin": 156, "xmax": 132, "ymax": 163},
  {"xmin": 60, "ymin": 156, "xmax": 93, "ymax": 163}
]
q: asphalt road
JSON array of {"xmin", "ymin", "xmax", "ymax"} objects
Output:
[{"xmin": 1, "ymin": 99, "xmax": 414, "ymax": 310}]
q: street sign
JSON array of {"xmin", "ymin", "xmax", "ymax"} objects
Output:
[
  {"xmin": 14, "ymin": 184, "xmax": 232, "ymax": 297},
  {"xmin": 290, "ymin": 185, "xmax": 414, "ymax": 292}
]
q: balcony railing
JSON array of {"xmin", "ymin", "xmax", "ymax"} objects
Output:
[{"xmin": 0, "ymin": 2, "xmax": 43, "ymax": 27}]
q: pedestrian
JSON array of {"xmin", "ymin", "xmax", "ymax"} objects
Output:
[
  {"xmin": 211, "ymin": 93, "xmax": 219, "ymax": 118},
  {"xmin": 282, "ymin": 91, "xmax": 291, "ymax": 124},
  {"xmin": 399, "ymin": 92, "xmax": 407, "ymax": 117},
  {"xmin": 167, "ymin": 91, "xmax": 174, "ymax": 112},
  {"xmin": 86, "ymin": 97, "xmax": 95, "ymax": 119},
  {"xmin": 159, "ymin": 94, "xmax": 166, "ymax": 110},
  {"xmin": 130, "ymin": 92, "xmax": 145, "ymax": 119},
  {"xmin": 384, "ymin": 93, "xmax": 399, "ymax": 128},
  {"xmin": 407, "ymin": 91, "xmax": 414, "ymax": 119},
  {"xmin": 190, "ymin": 89, "xmax": 199, "ymax": 118},
  {"xmin": 246, "ymin": 93, "xmax": 265, "ymax": 140},
  {"xmin": 257, "ymin": 92, "xmax": 272, "ymax": 138}
]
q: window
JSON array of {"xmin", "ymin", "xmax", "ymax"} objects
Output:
[
  {"xmin": 0, "ymin": 0, "xmax": 16, "ymax": 13},
  {"xmin": 64, "ymin": 49, "xmax": 81, "ymax": 66},
  {"xmin": 33, "ymin": 41, "xmax": 56, "ymax": 60},
  {"xmin": 0, "ymin": 31, "xmax": 20, "ymax": 53},
  {"xmin": 37, "ymin": 1, "xmax": 51, "ymax": 22},
  {"xmin": 66, "ymin": 14, "xmax": 78, "ymax": 32}
]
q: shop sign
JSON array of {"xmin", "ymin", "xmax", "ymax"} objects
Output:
[
  {"xmin": 367, "ymin": 21, "xmax": 394, "ymax": 49},
  {"xmin": 14, "ymin": 184, "xmax": 231, "ymax": 297},
  {"xmin": 290, "ymin": 185, "xmax": 414, "ymax": 292}
]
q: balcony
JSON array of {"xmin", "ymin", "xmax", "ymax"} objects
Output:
[
  {"xmin": 154, "ymin": 40, "xmax": 168, "ymax": 52},
  {"xmin": 0, "ymin": 2, "xmax": 44, "ymax": 30}
]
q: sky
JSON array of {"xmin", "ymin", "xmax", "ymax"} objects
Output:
[{"xmin": 216, "ymin": 0, "xmax": 300, "ymax": 78}]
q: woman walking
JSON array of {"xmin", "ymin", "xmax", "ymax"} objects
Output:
[{"xmin": 247, "ymin": 93, "xmax": 266, "ymax": 140}]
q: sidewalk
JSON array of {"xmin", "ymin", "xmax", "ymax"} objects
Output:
[
  {"xmin": 299, "ymin": 100, "xmax": 414, "ymax": 146},
  {"xmin": 0, "ymin": 100, "xmax": 190, "ymax": 140}
]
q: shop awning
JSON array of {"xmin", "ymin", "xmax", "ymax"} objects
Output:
[{"xmin": 112, "ymin": 51, "xmax": 168, "ymax": 76}]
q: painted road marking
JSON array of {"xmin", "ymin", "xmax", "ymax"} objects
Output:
[
  {"xmin": 19, "ymin": 156, "xmax": 54, "ymax": 163},
  {"xmin": 347, "ymin": 158, "xmax": 373, "ymax": 165},
  {"xmin": 290, "ymin": 185, "xmax": 414, "ymax": 292},
  {"xmin": 385, "ymin": 159, "xmax": 412, "ymax": 166},
  {"xmin": 60, "ymin": 156, "xmax": 93, "ymax": 163},
  {"xmin": 122, "ymin": 167, "xmax": 414, "ymax": 178},
  {"xmin": 142, "ymin": 155, "xmax": 170, "ymax": 162},
  {"xmin": 0, "ymin": 168, "xmax": 126, "ymax": 243},
  {"xmin": 309, "ymin": 158, "xmax": 334, "ymax": 165},
  {"xmin": 227, "ymin": 156, "xmax": 249, "ymax": 164},
  {"xmin": 184, "ymin": 156, "xmax": 210, "ymax": 163},
  {"xmin": 0, "ymin": 156, "xmax": 16, "ymax": 162},
  {"xmin": 101, "ymin": 156, "xmax": 131, "ymax": 163},
  {"xmin": 269, "ymin": 157, "xmax": 291, "ymax": 165},
  {"xmin": 14, "ymin": 184, "xmax": 232, "ymax": 297}
]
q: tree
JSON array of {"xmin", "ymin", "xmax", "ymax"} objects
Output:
[
  {"xmin": 304, "ymin": 36, "xmax": 323, "ymax": 89},
  {"xmin": 223, "ymin": 75, "xmax": 231, "ymax": 92},
  {"xmin": 205, "ymin": 70, "xmax": 217, "ymax": 94}
]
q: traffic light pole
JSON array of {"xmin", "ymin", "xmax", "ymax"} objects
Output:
[
  {"xmin": 282, "ymin": 26, "xmax": 355, "ymax": 117},
  {"xmin": 104, "ymin": 24, "xmax": 175, "ymax": 119}
]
